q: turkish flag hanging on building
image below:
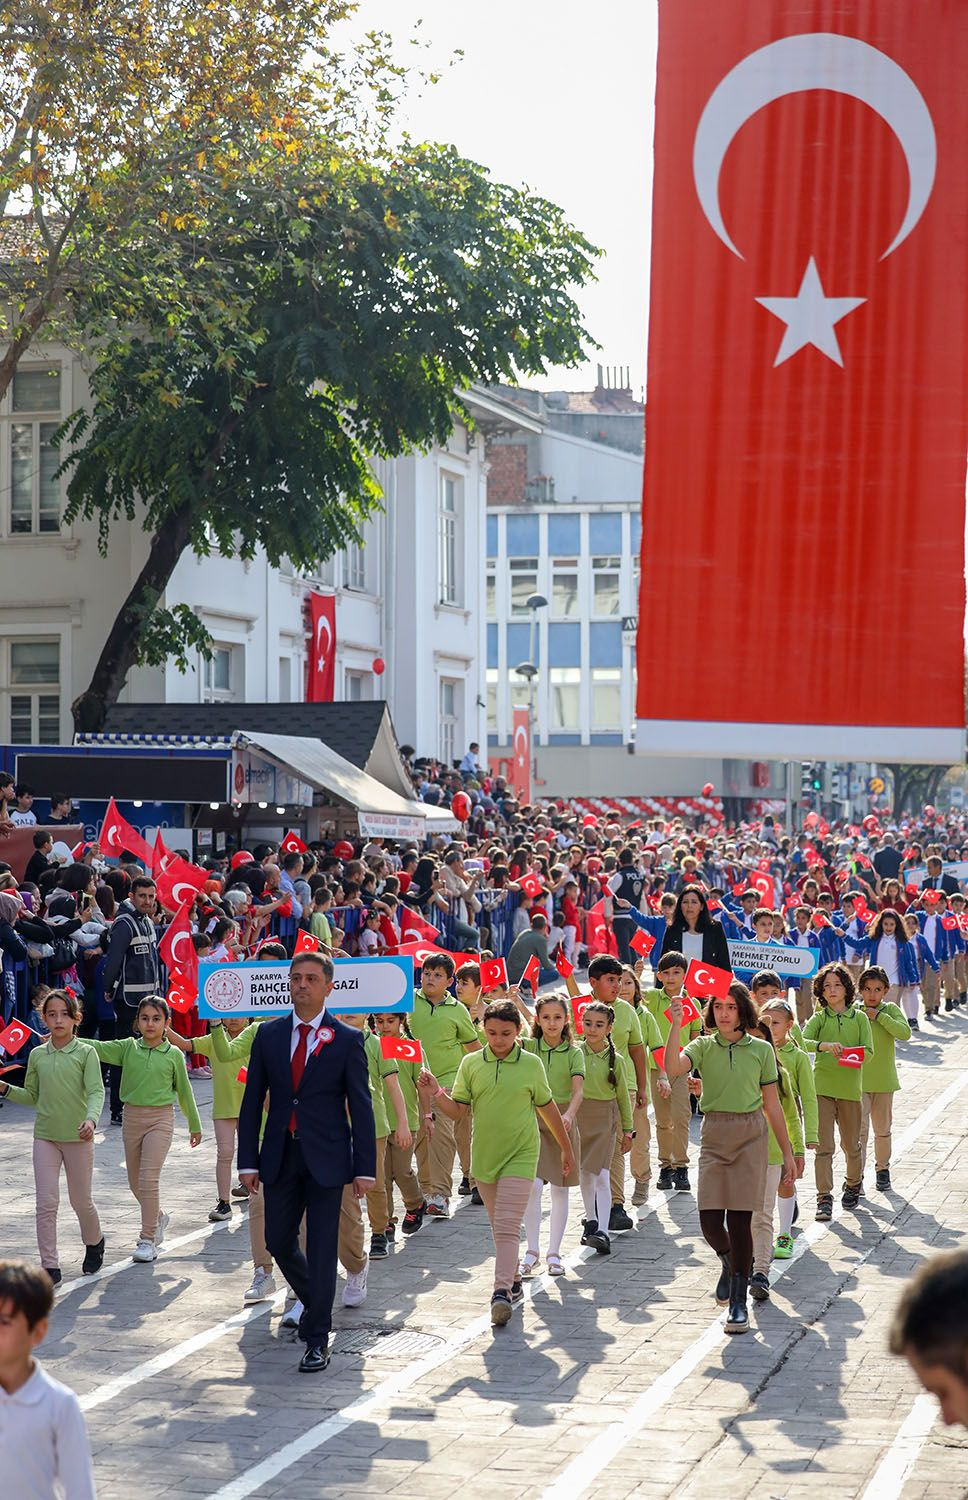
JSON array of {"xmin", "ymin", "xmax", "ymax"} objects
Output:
[
  {"xmin": 307, "ymin": 592, "xmax": 336, "ymax": 702},
  {"xmin": 637, "ymin": 4, "xmax": 968, "ymax": 762},
  {"xmin": 510, "ymin": 706, "xmax": 531, "ymax": 805}
]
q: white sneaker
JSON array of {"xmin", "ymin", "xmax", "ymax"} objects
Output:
[
  {"xmin": 342, "ymin": 1262, "xmax": 369, "ymax": 1307},
  {"xmin": 280, "ymin": 1298, "xmax": 304, "ymax": 1329},
  {"xmin": 243, "ymin": 1268, "xmax": 277, "ymax": 1304},
  {"xmin": 155, "ymin": 1211, "xmax": 170, "ymax": 1247},
  {"xmin": 425, "ymin": 1195, "xmax": 450, "ymax": 1219},
  {"xmin": 132, "ymin": 1239, "xmax": 157, "ymax": 1263}
]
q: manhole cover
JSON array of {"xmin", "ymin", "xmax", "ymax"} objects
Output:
[{"xmin": 329, "ymin": 1326, "xmax": 444, "ymax": 1358}]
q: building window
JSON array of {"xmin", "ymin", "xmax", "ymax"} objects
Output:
[
  {"xmin": 485, "ymin": 563, "xmax": 497, "ymax": 619},
  {"xmin": 509, "ymin": 558, "xmax": 538, "ymax": 616},
  {"xmin": 591, "ymin": 668, "xmax": 622, "ymax": 728},
  {"xmin": 549, "ymin": 667, "xmax": 581, "ymax": 730},
  {"xmin": 551, "ymin": 559, "xmax": 579, "ymax": 618},
  {"xmin": 203, "ymin": 643, "xmax": 238, "ymax": 702},
  {"xmin": 592, "ymin": 556, "xmax": 621, "ymax": 617},
  {"xmin": 278, "ymin": 656, "xmax": 292, "ymax": 702},
  {"xmin": 439, "ymin": 473, "xmax": 462, "ymax": 605},
  {"xmin": 342, "ymin": 538, "xmax": 366, "ymax": 591},
  {"xmin": 6, "ymin": 365, "xmax": 62, "ymax": 536},
  {"xmin": 631, "ymin": 555, "xmax": 641, "ymax": 611},
  {"xmin": 439, "ymin": 678, "xmax": 458, "ymax": 766},
  {"xmin": 486, "ymin": 668, "xmax": 498, "ymax": 731},
  {"xmin": 345, "ymin": 670, "xmax": 367, "ymax": 701},
  {"xmin": 3, "ymin": 639, "xmax": 60, "ymax": 743}
]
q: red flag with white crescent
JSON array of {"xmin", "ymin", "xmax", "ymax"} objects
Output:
[
  {"xmin": 159, "ymin": 902, "xmax": 198, "ymax": 1000},
  {"xmin": 510, "ymin": 707, "xmax": 531, "ymax": 805},
  {"xmin": 307, "ymin": 592, "xmax": 336, "ymax": 703},
  {"xmin": 156, "ymin": 857, "xmax": 208, "ymax": 914},
  {"xmin": 638, "ymin": 3, "xmax": 968, "ymax": 762},
  {"xmin": 100, "ymin": 797, "xmax": 153, "ymax": 866}
]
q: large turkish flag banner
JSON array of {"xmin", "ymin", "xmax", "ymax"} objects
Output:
[
  {"xmin": 637, "ymin": 5, "xmax": 968, "ymax": 762},
  {"xmin": 307, "ymin": 592, "xmax": 336, "ymax": 702}
]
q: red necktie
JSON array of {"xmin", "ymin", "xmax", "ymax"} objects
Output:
[{"xmin": 289, "ymin": 1021, "xmax": 313, "ymax": 1134}]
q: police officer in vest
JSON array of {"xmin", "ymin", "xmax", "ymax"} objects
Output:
[{"xmin": 607, "ymin": 849, "xmax": 648, "ymax": 965}]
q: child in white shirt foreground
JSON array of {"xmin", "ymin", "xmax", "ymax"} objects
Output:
[{"xmin": 0, "ymin": 1259, "xmax": 96, "ymax": 1499}]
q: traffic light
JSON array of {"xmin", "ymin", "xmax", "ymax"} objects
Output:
[{"xmin": 801, "ymin": 762, "xmax": 823, "ymax": 798}]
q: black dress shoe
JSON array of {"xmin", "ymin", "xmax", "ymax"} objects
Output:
[
  {"xmin": 82, "ymin": 1237, "xmax": 105, "ymax": 1275},
  {"xmin": 298, "ymin": 1342, "xmax": 330, "ymax": 1373}
]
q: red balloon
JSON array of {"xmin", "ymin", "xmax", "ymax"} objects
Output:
[
  {"xmin": 804, "ymin": 811, "xmax": 819, "ymax": 829},
  {"xmin": 372, "ymin": 657, "xmax": 385, "ymax": 676},
  {"xmin": 451, "ymin": 791, "xmax": 471, "ymax": 822},
  {"xmin": 924, "ymin": 804, "xmax": 936, "ymax": 817},
  {"xmin": 332, "ymin": 840, "xmax": 355, "ymax": 860},
  {"xmin": 862, "ymin": 815, "xmax": 880, "ymax": 833},
  {"xmin": 701, "ymin": 782, "xmax": 714, "ymax": 797},
  {"xmin": 582, "ymin": 813, "xmax": 597, "ymax": 827}
]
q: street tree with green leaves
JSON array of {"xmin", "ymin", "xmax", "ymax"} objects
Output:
[{"xmin": 60, "ymin": 124, "xmax": 598, "ymax": 730}]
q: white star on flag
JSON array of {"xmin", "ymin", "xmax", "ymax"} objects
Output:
[{"xmin": 756, "ymin": 257, "xmax": 866, "ymax": 367}]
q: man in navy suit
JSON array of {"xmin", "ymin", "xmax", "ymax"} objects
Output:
[{"xmin": 238, "ymin": 951, "xmax": 376, "ymax": 1373}]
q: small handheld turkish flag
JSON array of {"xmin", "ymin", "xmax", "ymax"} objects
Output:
[
  {"xmin": 749, "ymin": 872, "xmax": 773, "ymax": 903},
  {"xmin": 630, "ymin": 927, "xmax": 655, "ymax": 958},
  {"xmin": 400, "ymin": 908, "xmax": 442, "ymax": 942},
  {"xmin": 160, "ymin": 902, "xmax": 198, "ymax": 1000},
  {"xmin": 570, "ymin": 995, "xmax": 593, "ymax": 1035},
  {"xmin": 397, "ymin": 940, "xmax": 461, "ymax": 967},
  {"xmin": 838, "ymin": 1047, "xmax": 865, "ymax": 1069},
  {"xmin": 156, "ymin": 857, "xmax": 208, "ymax": 914},
  {"xmin": 480, "ymin": 957, "xmax": 508, "ymax": 993},
  {"xmin": 942, "ymin": 915, "xmax": 958, "ymax": 931},
  {"xmin": 922, "ymin": 889, "xmax": 944, "ymax": 906},
  {"xmin": 665, "ymin": 996, "xmax": 701, "ymax": 1026},
  {"xmin": 99, "ymin": 796, "xmax": 153, "ymax": 865},
  {"xmin": 236, "ymin": 1066, "xmax": 248, "ymax": 1084},
  {"xmin": 522, "ymin": 954, "xmax": 541, "ymax": 993},
  {"xmin": 554, "ymin": 950, "xmax": 574, "ymax": 979},
  {"xmin": 812, "ymin": 911, "xmax": 830, "ymax": 929},
  {"xmin": 281, "ymin": 830, "xmax": 308, "ymax": 855},
  {"xmin": 380, "ymin": 1035, "xmax": 423, "ymax": 1063},
  {"xmin": 167, "ymin": 987, "xmax": 195, "ymax": 1015},
  {"xmin": 653, "ymin": 1044, "xmax": 666, "ymax": 1072},
  {"xmin": 0, "ymin": 1018, "xmax": 38, "ymax": 1055},
  {"xmin": 294, "ymin": 930, "xmax": 320, "ymax": 954},
  {"xmin": 685, "ymin": 959, "xmax": 731, "ymax": 998},
  {"xmin": 518, "ymin": 872, "xmax": 544, "ymax": 899}
]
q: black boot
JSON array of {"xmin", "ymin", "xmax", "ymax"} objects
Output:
[
  {"xmin": 715, "ymin": 1252, "xmax": 731, "ymax": 1304},
  {"xmin": 725, "ymin": 1274, "xmax": 749, "ymax": 1334}
]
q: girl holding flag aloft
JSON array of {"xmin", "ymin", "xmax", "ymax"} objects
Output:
[
  {"xmin": 842, "ymin": 909, "xmax": 920, "ymax": 1007},
  {"xmin": 665, "ymin": 981, "xmax": 795, "ymax": 1335}
]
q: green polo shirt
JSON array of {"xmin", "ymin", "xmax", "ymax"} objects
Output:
[
  {"xmin": 409, "ymin": 989, "xmax": 480, "ymax": 1087},
  {"xmin": 767, "ymin": 1062, "xmax": 804, "ymax": 1165},
  {"xmin": 802, "ymin": 1003, "xmax": 875, "ymax": 1102},
  {"xmin": 634, "ymin": 1005, "xmax": 666, "ymax": 1077},
  {"xmin": 682, "ymin": 1032, "xmax": 778, "ymax": 1114},
  {"xmin": 86, "ymin": 1036, "xmax": 202, "ymax": 1132},
  {"xmin": 189, "ymin": 1032, "xmax": 248, "ymax": 1119},
  {"xmin": 522, "ymin": 1036, "xmax": 584, "ymax": 1106},
  {"xmin": 3, "ymin": 1039, "xmax": 104, "ymax": 1141},
  {"xmin": 777, "ymin": 1039, "xmax": 819, "ymax": 1143},
  {"xmin": 385, "ymin": 1054, "xmax": 420, "ymax": 1133},
  {"xmin": 859, "ymin": 1003, "xmax": 911, "ymax": 1094},
  {"xmin": 451, "ymin": 1044, "xmax": 552, "ymax": 1182},
  {"xmin": 364, "ymin": 1028, "xmax": 397, "ymax": 1139},
  {"xmin": 644, "ymin": 987, "xmax": 703, "ymax": 1053},
  {"xmin": 577, "ymin": 1041, "xmax": 635, "ymax": 1128}
]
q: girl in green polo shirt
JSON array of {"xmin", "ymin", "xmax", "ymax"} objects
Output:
[
  {"xmin": 666, "ymin": 982, "xmax": 795, "ymax": 1335},
  {"xmin": 165, "ymin": 1013, "xmax": 254, "ymax": 1224},
  {"xmin": 749, "ymin": 1018, "xmax": 804, "ymax": 1303},
  {"xmin": 802, "ymin": 962, "xmax": 875, "ymax": 1222},
  {"xmin": 576, "ymin": 1003, "xmax": 634, "ymax": 1257},
  {"xmin": 520, "ymin": 994, "xmax": 585, "ymax": 1278},
  {"xmin": 86, "ymin": 997, "xmax": 202, "ymax": 1264},
  {"xmin": 0, "ymin": 988, "xmax": 105, "ymax": 1284},
  {"xmin": 421, "ymin": 999, "xmax": 575, "ymax": 1327},
  {"xmin": 857, "ymin": 965, "xmax": 911, "ymax": 1193},
  {"xmin": 373, "ymin": 1013, "xmax": 427, "ymax": 1238}
]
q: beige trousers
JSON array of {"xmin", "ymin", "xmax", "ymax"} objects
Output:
[
  {"xmin": 476, "ymin": 1176, "xmax": 533, "ymax": 1292},
  {"xmin": 416, "ymin": 1109, "xmax": 458, "ymax": 1200},
  {"xmin": 122, "ymin": 1104, "xmax": 174, "ymax": 1241},
  {"xmin": 922, "ymin": 966, "xmax": 941, "ymax": 1014},
  {"xmin": 365, "ymin": 1136, "xmax": 390, "ymax": 1235},
  {"xmin": 650, "ymin": 1070, "xmax": 691, "ymax": 1170},
  {"xmin": 610, "ymin": 1090, "xmax": 650, "ymax": 1199},
  {"xmin": 213, "ymin": 1117, "xmax": 238, "ymax": 1203},
  {"xmin": 815, "ymin": 1095, "xmax": 862, "ymax": 1195},
  {"xmin": 33, "ymin": 1138, "xmax": 101, "ymax": 1269},
  {"xmin": 384, "ymin": 1137, "xmax": 424, "ymax": 1217},
  {"xmin": 860, "ymin": 1090, "xmax": 895, "ymax": 1172},
  {"xmin": 752, "ymin": 1161, "xmax": 783, "ymax": 1275},
  {"xmin": 455, "ymin": 1109, "xmax": 473, "ymax": 1183}
]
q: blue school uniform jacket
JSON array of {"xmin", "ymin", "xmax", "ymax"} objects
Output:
[
  {"xmin": 916, "ymin": 912, "xmax": 952, "ymax": 963},
  {"xmin": 842, "ymin": 935, "xmax": 921, "ymax": 988}
]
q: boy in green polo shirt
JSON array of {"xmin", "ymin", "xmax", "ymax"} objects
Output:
[
  {"xmin": 857, "ymin": 965, "xmax": 911, "ymax": 1192},
  {"xmin": 408, "ymin": 953, "xmax": 482, "ymax": 1218}
]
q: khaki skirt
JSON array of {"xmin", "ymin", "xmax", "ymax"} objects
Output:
[
  {"xmin": 697, "ymin": 1110, "xmax": 768, "ymax": 1212},
  {"xmin": 536, "ymin": 1115, "xmax": 582, "ymax": 1186},
  {"xmin": 576, "ymin": 1097, "xmax": 618, "ymax": 1175}
]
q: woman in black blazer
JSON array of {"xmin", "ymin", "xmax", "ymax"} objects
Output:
[{"xmin": 659, "ymin": 884, "xmax": 732, "ymax": 972}]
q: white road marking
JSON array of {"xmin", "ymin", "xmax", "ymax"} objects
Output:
[
  {"xmin": 79, "ymin": 1292, "xmax": 286, "ymax": 1412},
  {"xmin": 858, "ymin": 1392, "xmax": 937, "ymax": 1500},
  {"xmin": 57, "ymin": 1213, "xmax": 241, "ymax": 1298}
]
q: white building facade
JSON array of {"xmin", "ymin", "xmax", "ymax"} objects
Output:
[{"xmin": 0, "ymin": 344, "xmax": 490, "ymax": 768}]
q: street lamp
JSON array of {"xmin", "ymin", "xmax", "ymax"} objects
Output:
[{"xmin": 513, "ymin": 593, "xmax": 548, "ymax": 792}]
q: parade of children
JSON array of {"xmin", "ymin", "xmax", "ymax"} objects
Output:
[{"xmin": 3, "ymin": 791, "xmax": 968, "ymax": 1498}]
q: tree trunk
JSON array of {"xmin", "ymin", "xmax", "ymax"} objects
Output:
[{"xmin": 71, "ymin": 503, "xmax": 195, "ymax": 734}]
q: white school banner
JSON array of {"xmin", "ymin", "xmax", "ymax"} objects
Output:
[
  {"xmin": 197, "ymin": 956, "xmax": 414, "ymax": 1019},
  {"xmin": 727, "ymin": 941, "xmax": 819, "ymax": 979},
  {"xmin": 904, "ymin": 863, "xmax": 968, "ymax": 888}
]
